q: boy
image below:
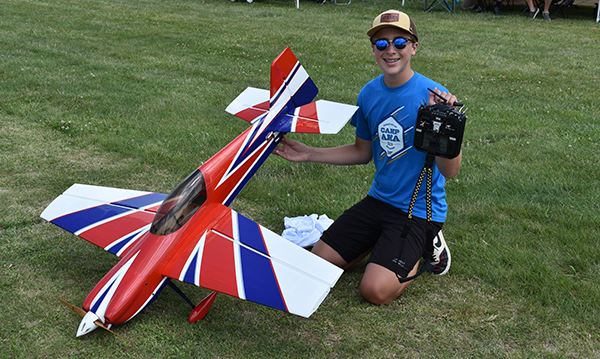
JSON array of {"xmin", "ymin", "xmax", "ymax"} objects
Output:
[{"xmin": 272, "ymin": 10, "xmax": 462, "ymax": 305}]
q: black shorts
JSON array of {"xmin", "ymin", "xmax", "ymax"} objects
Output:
[{"xmin": 320, "ymin": 196, "xmax": 443, "ymax": 277}]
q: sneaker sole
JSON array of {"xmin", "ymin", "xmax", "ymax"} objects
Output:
[{"xmin": 434, "ymin": 230, "xmax": 451, "ymax": 275}]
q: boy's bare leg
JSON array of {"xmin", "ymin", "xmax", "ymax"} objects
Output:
[
  {"xmin": 359, "ymin": 261, "xmax": 419, "ymax": 305},
  {"xmin": 313, "ymin": 239, "xmax": 420, "ymax": 305},
  {"xmin": 312, "ymin": 240, "xmax": 372, "ymax": 270}
]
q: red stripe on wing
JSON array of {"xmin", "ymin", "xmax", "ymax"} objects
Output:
[
  {"xmin": 78, "ymin": 211, "xmax": 155, "ymax": 249},
  {"xmin": 213, "ymin": 210, "xmax": 234, "ymax": 238},
  {"xmin": 145, "ymin": 204, "xmax": 161, "ymax": 213},
  {"xmin": 200, "ymin": 230, "xmax": 239, "ymax": 297}
]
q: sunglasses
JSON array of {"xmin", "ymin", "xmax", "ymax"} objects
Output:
[{"xmin": 372, "ymin": 37, "xmax": 412, "ymax": 51}]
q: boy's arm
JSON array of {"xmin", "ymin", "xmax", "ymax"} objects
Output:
[
  {"xmin": 272, "ymin": 135, "xmax": 372, "ymax": 166},
  {"xmin": 427, "ymin": 87, "xmax": 463, "ymax": 178},
  {"xmin": 436, "ymin": 152, "xmax": 462, "ymax": 179}
]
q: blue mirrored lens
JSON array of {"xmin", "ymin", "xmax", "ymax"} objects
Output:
[
  {"xmin": 393, "ymin": 38, "xmax": 407, "ymax": 50},
  {"xmin": 375, "ymin": 39, "xmax": 388, "ymax": 51},
  {"xmin": 374, "ymin": 38, "xmax": 408, "ymax": 51}
]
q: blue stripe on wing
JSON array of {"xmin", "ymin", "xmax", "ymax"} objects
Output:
[
  {"xmin": 271, "ymin": 78, "xmax": 318, "ymax": 120},
  {"xmin": 51, "ymin": 204, "xmax": 132, "ymax": 233},
  {"xmin": 237, "ymin": 212, "xmax": 268, "ymax": 255},
  {"xmin": 240, "ymin": 246, "xmax": 287, "ymax": 312},
  {"xmin": 236, "ymin": 212, "xmax": 287, "ymax": 312},
  {"xmin": 182, "ymin": 252, "xmax": 200, "ymax": 285},
  {"xmin": 112, "ymin": 193, "xmax": 167, "ymax": 209}
]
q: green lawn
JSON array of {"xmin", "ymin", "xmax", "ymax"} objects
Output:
[{"xmin": 1, "ymin": 0, "xmax": 599, "ymax": 357}]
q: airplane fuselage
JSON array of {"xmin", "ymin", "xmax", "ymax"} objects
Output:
[{"xmin": 81, "ymin": 112, "xmax": 285, "ymax": 326}]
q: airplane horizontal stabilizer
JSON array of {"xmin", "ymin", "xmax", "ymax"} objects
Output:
[
  {"xmin": 224, "ymin": 87, "xmax": 270, "ymax": 123},
  {"xmin": 274, "ymin": 100, "xmax": 358, "ymax": 135},
  {"xmin": 226, "ymin": 88, "xmax": 357, "ymax": 135},
  {"xmin": 41, "ymin": 184, "xmax": 167, "ymax": 257},
  {"xmin": 162, "ymin": 204, "xmax": 343, "ymax": 318}
]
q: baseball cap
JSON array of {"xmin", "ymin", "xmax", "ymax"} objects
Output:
[{"xmin": 367, "ymin": 10, "xmax": 418, "ymax": 42}]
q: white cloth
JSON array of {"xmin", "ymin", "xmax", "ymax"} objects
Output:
[{"xmin": 282, "ymin": 214, "xmax": 334, "ymax": 248}]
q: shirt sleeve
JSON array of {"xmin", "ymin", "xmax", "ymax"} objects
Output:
[{"xmin": 350, "ymin": 90, "xmax": 371, "ymax": 141}]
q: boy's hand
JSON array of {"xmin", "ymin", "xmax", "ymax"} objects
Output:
[
  {"xmin": 272, "ymin": 136, "xmax": 311, "ymax": 163},
  {"xmin": 428, "ymin": 87, "xmax": 459, "ymax": 107}
]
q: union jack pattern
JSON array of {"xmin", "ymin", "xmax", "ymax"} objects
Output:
[{"xmin": 41, "ymin": 47, "xmax": 356, "ymax": 336}]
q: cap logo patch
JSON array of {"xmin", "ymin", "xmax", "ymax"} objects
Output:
[{"xmin": 381, "ymin": 14, "xmax": 399, "ymax": 23}]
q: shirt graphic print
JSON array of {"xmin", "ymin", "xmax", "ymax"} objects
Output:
[{"xmin": 376, "ymin": 105, "xmax": 414, "ymax": 163}]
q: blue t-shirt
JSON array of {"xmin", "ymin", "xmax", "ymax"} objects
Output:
[{"xmin": 351, "ymin": 73, "xmax": 448, "ymax": 222}]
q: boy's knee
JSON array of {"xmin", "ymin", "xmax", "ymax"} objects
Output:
[{"xmin": 359, "ymin": 282, "xmax": 399, "ymax": 305}]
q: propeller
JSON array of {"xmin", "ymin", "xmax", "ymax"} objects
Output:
[{"xmin": 58, "ymin": 298, "xmax": 130, "ymax": 343}]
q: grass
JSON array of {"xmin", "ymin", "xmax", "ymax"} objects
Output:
[{"xmin": 1, "ymin": 0, "xmax": 599, "ymax": 357}]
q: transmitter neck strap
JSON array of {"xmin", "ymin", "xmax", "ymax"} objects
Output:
[{"xmin": 396, "ymin": 141, "xmax": 437, "ymax": 284}]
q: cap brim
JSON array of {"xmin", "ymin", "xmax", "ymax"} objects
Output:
[{"xmin": 366, "ymin": 24, "xmax": 417, "ymax": 42}]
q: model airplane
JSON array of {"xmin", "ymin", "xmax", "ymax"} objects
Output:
[{"xmin": 41, "ymin": 47, "xmax": 358, "ymax": 338}]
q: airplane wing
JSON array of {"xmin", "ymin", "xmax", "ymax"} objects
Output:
[
  {"xmin": 162, "ymin": 203, "xmax": 343, "ymax": 318},
  {"xmin": 41, "ymin": 184, "xmax": 167, "ymax": 257}
]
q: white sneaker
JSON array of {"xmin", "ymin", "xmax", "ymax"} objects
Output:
[{"xmin": 430, "ymin": 230, "xmax": 451, "ymax": 275}]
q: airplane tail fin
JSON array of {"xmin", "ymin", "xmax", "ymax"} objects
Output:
[
  {"xmin": 225, "ymin": 47, "xmax": 318, "ymax": 124},
  {"xmin": 269, "ymin": 47, "xmax": 318, "ymax": 113},
  {"xmin": 225, "ymin": 47, "xmax": 358, "ymax": 134}
]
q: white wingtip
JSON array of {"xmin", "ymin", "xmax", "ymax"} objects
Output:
[{"xmin": 313, "ymin": 100, "xmax": 359, "ymax": 134}]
